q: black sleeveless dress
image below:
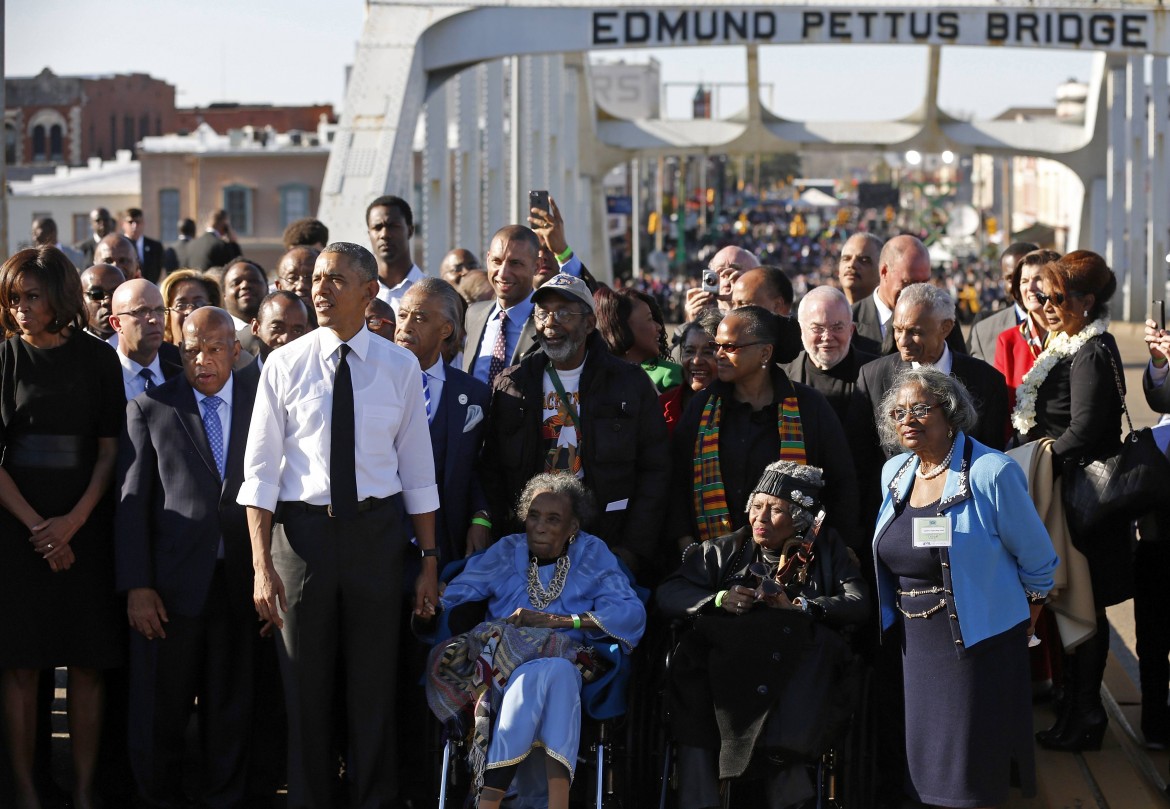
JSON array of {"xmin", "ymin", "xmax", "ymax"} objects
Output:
[{"xmin": 0, "ymin": 332, "xmax": 125, "ymax": 668}]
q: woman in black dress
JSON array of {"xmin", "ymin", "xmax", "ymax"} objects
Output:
[
  {"xmin": 1011, "ymin": 250, "xmax": 1127, "ymax": 751},
  {"xmin": 0, "ymin": 247, "xmax": 125, "ymax": 809}
]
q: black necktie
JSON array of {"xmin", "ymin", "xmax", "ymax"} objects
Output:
[{"xmin": 330, "ymin": 344, "xmax": 358, "ymax": 518}]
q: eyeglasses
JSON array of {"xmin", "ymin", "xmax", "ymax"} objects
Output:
[
  {"xmin": 888, "ymin": 403, "xmax": 940, "ymax": 422},
  {"xmin": 1035, "ymin": 290, "xmax": 1081, "ymax": 307},
  {"xmin": 533, "ymin": 307, "xmax": 590, "ymax": 324},
  {"xmin": 169, "ymin": 301, "xmax": 207, "ymax": 314},
  {"xmin": 709, "ymin": 340, "xmax": 764, "ymax": 354},
  {"xmin": 804, "ymin": 322, "xmax": 848, "ymax": 337},
  {"xmin": 748, "ymin": 562, "xmax": 784, "ymax": 596},
  {"xmin": 366, "ymin": 317, "xmax": 391, "ymax": 330},
  {"xmin": 114, "ymin": 306, "xmax": 167, "ymax": 320},
  {"xmin": 85, "ymin": 288, "xmax": 114, "ymax": 302}
]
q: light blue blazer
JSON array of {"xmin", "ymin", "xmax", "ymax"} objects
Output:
[{"xmin": 873, "ymin": 432, "xmax": 1058, "ymax": 653}]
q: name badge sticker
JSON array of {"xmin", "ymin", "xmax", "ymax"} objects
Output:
[{"xmin": 912, "ymin": 516, "xmax": 952, "ymax": 548}]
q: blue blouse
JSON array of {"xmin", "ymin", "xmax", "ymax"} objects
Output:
[{"xmin": 441, "ymin": 531, "xmax": 647, "ymax": 654}]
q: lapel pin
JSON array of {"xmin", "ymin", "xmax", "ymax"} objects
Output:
[{"xmin": 458, "ymin": 393, "xmax": 468, "ymax": 405}]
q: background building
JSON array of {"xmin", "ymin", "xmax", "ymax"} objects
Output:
[
  {"xmin": 138, "ymin": 122, "xmax": 333, "ymax": 268},
  {"xmin": 4, "ymin": 68, "xmax": 177, "ymax": 167},
  {"xmin": 6, "ymin": 151, "xmax": 141, "ymax": 256}
]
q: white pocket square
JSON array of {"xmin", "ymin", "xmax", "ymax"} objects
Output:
[{"xmin": 463, "ymin": 404, "xmax": 484, "ymax": 433}]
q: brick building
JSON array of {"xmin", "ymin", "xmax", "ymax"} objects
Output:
[
  {"xmin": 4, "ymin": 68, "xmax": 177, "ymax": 167},
  {"xmin": 175, "ymin": 103, "xmax": 335, "ymax": 136}
]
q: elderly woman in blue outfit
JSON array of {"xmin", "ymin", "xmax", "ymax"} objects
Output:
[
  {"xmin": 419, "ymin": 472, "xmax": 646, "ymax": 809},
  {"xmin": 873, "ymin": 366, "xmax": 1058, "ymax": 809}
]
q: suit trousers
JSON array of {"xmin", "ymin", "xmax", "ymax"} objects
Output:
[
  {"xmin": 272, "ymin": 497, "xmax": 405, "ymax": 809},
  {"xmin": 128, "ymin": 565, "xmax": 256, "ymax": 809}
]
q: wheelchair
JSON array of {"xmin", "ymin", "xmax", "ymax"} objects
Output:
[
  {"xmin": 423, "ymin": 556, "xmax": 651, "ymax": 809},
  {"xmin": 641, "ymin": 614, "xmax": 878, "ymax": 809}
]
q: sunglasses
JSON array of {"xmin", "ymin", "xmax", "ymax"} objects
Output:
[
  {"xmin": 1035, "ymin": 290, "xmax": 1081, "ymax": 307},
  {"xmin": 748, "ymin": 562, "xmax": 783, "ymax": 596},
  {"xmin": 709, "ymin": 340, "xmax": 765, "ymax": 354},
  {"xmin": 86, "ymin": 288, "xmax": 114, "ymax": 302}
]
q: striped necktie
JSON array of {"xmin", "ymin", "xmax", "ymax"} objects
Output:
[
  {"xmin": 421, "ymin": 371, "xmax": 432, "ymax": 422},
  {"xmin": 488, "ymin": 309, "xmax": 508, "ymax": 388}
]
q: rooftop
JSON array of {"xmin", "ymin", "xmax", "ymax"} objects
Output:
[
  {"xmin": 139, "ymin": 122, "xmax": 334, "ymax": 155},
  {"xmin": 9, "ymin": 151, "xmax": 139, "ymax": 197}
]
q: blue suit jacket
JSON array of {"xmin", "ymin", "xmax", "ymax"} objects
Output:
[
  {"xmin": 114, "ymin": 363, "xmax": 260, "ymax": 618},
  {"xmin": 430, "ymin": 363, "xmax": 491, "ymax": 562}
]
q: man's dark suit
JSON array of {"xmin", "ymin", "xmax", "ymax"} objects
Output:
[
  {"xmin": 967, "ymin": 305, "xmax": 1020, "ymax": 364},
  {"xmin": 167, "ymin": 237, "xmax": 193, "ymax": 272},
  {"xmin": 76, "ymin": 237, "xmax": 98, "ymax": 265},
  {"xmin": 427, "ymin": 364, "xmax": 491, "ymax": 563},
  {"xmin": 156, "ymin": 341, "xmax": 185, "ymax": 380},
  {"xmin": 461, "ymin": 299, "xmax": 540, "ymax": 376},
  {"xmin": 185, "ymin": 232, "xmax": 242, "ymax": 271},
  {"xmin": 852, "ymin": 294, "xmax": 968, "ymax": 356},
  {"xmin": 138, "ymin": 236, "xmax": 165, "ymax": 283},
  {"xmin": 237, "ymin": 325, "xmax": 262, "ymax": 359},
  {"xmin": 848, "ymin": 349, "xmax": 1009, "ymax": 522},
  {"xmin": 115, "ymin": 363, "xmax": 260, "ymax": 808}
]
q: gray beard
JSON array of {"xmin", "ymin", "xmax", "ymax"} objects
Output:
[{"xmin": 540, "ymin": 334, "xmax": 584, "ymax": 364}]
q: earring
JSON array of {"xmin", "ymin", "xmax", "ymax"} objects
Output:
[
  {"xmin": 1083, "ymin": 310, "xmax": 1089, "ymax": 317},
  {"xmin": 948, "ymin": 428, "xmax": 954, "ymax": 439}
]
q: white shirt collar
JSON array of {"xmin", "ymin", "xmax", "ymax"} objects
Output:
[
  {"xmin": 912, "ymin": 341, "xmax": 953, "ymax": 375},
  {"xmin": 872, "ymin": 288, "xmax": 894, "ymax": 328},
  {"xmin": 117, "ymin": 347, "xmax": 163, "ymax": 380},
  {"xmin": 424, "ymin": 357, "xmax": 446, "ymax": 381},
  {"xmin": 379, "ymin": 264, "xmax": 424, "ymax": 293},
  {"xmin": 193, "ymin": 373, "xmax": 234, "ymax": 408},
  {"xmin": 318, "ymin": 324, "xmax": 372, "ymax": 363}
]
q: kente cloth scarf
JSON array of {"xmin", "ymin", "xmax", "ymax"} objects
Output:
[
  {"xmin": 692, "ymin": 394, "xmax": 807, "ymax": 542},
  {"xmin": 425, "ymin": 621, "xmax": 596, "ymax": 791}
]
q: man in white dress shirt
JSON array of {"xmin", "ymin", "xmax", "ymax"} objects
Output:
[
  {"xmin": 239, "ymin": 241, "xmax": 439, "ymax": 809},
  {"xmin": 365, "ymin": 195, "xmax": 424, "ymax": 313}
]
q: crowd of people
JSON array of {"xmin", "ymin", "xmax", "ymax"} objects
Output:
[{"xmin": 0, "ymin": 191, "xmax": 1167, "ymax": 809}]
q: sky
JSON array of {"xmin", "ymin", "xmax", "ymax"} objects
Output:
[{"xmin": 7, "ymin": 0, "xmax": 1094, "ymax": 122}]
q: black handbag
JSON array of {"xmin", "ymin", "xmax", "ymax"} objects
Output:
[{"xmin": 1062, "ymin": 349, "xmax": 1170, "ymax": 536}]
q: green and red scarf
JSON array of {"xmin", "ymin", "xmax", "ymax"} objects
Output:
[{"xmin": 691, "ymin": 394, "xmax": 806, "ymax": 542}]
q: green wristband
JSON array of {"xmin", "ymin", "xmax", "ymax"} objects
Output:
[
  {"xmin": 714, "ymin": 590, "xmax": 729, "ymax": 608},
  {"xmin": 572, "ymin": 613, "xmax": 582, "ymax": 630},
  {"xmin": 471, "ymin": 517, "xmax": 492, "ymax": 530},
  {"xmin": 555, "ymin": 245, "xmax": 573, "ymax": 264}
]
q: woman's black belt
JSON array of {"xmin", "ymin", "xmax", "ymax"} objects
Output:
[{"xmin": 3, "ymin": 434, "xmax": 92, "ymax": 470}]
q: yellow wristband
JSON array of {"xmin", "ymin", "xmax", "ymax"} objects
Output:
[{"xmin": 714, "ymin": 590, "xmax": 729, "ymax": 608}]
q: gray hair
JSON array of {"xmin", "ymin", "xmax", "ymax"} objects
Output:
[
  {"xmin": 876, "ymin": 366, "xmax": 978, "ymax": 453},
  {"xmin": 406, "ymin": 277, "xmax": 465, "ymax": 350},
  {"xmin": 744, "ymin": 460, "xmax": 823, "ymax": 534},
  {"xmin": 322, "ymin": 241, "xmax": 378, "ymax": 282},
  {"xmin": 516, "ymin": 472, "xmax": 597, "ymax": 529},
  {"xmin": 796, "ymin": 285, "xmax": 851, "ymax": 325},
  {"xmin": 895, "ymin": 282, "xmax": 956, "ymax": 323}
]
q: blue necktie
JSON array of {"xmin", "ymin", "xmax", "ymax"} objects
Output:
[
  {"xmin": 201, "ymin": 396, "xmax": 225, "ymax": 479},
  {"xmin": 138, "ymin": 368, "xmax": 155, "ymax": 391},
  {"xmin": 422, "ymin": 371, "xmax": 432, "ymax": 422}
]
